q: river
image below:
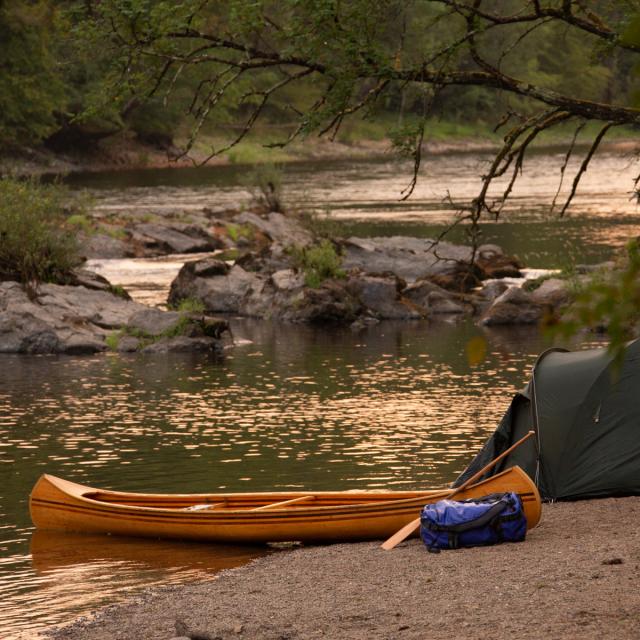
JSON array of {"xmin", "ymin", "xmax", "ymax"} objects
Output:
[{"xmin": 2, "ymin": 149, "xmax": 637, "ymax": 637}]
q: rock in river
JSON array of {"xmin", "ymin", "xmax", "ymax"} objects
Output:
[
  {"xmin": 0, "ymin": 278, "xmax": 230, "ymax": 355},
  {"xmin": 341, "ymin": 237, "xmax": 520, "ymax": 291},
  {"xmin": 130, "ymin": 222, "xmax": 224, "ymax": 256},
  {"xmin": 480, "ymin": 287, "xmax": 543, "ymax": 326}
]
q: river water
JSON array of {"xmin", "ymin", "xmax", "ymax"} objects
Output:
[{"xmin": 3, "ymin": 149, "xmax": 638, "ymax": 637}]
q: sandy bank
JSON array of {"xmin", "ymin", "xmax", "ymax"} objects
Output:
[{"xmin": 46, "ymin": 496, "xmax": 640, "ymax": 640}]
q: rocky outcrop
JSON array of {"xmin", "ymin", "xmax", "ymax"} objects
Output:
[
  {"xmin": 347, "ymin": 274, "xmax": 422, "ymax": 320},
  {"xmin": 169, "ymin": 263, "xmax": 266, "ymax": 314},
  {"xmin": 81, "ymin": 232, "xmax": 130, "ymax": 259},
  {"xmin": 285, "ymin": 281, "xmax": 363, "ymax": 324},
  {"xmin": 528, "ymin": 278, "xmax": 571, "ymax": 308},
  {"xmin": 480, "ymin": 287, "xmax": 543, "ymax": 326},
  {"xmin": 233, "ymin": 211, "xmax": 314, "ymax": 248},
  {"xmin": 0, "ymin": 279, "xmax": 230, "ymax": 355},
  {"xmin": 0, "ymin": 281, "xmax": 145, "ymax": 354},
  {"xmin": 168, "ymin": 249, "xmax": 480, "ymax": 325},
  {"xmin": 129, "ymin": 222, "xmax": 224, "ymax": 256},
  {"xmin": 403, "ymin": 279, "xmax": 470, "ymax": 315},
  {"xmin": 341, "ymin": 237, "xmax": 521, "ymax": 291}
]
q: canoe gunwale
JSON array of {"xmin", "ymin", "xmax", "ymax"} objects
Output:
[{"xmin": 32, "ymin": 467, "xmax": 539, "ymax": 517}]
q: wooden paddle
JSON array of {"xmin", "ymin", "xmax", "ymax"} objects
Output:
[{"xmin": 380, "ymin": 430, "xmax": 535, "ymax": 550}]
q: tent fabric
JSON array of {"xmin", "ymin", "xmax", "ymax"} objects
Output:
[{"xmin": 455, "ymin": 339, "xmax": 640, "ymax": 501}]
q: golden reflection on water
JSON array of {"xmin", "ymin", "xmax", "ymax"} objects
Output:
[
  {"xmin": 12, "ymin": 531, "xmax": 266, "ymax": 634},
  {"xmin": 0, "ymin": 317, "xmax": 606, "ymax": 636},
  {"xmin": 2, "ymin": 151, "xmax": 633, "ymax": 635}
]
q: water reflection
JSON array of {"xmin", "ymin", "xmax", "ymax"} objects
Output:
[
  {"xmin": 63, "ymin": 152, "xmax": 640, "ymax": 268},
  {"xmin": 0, "ymin": 318, "xmax": 604, "ymax": 636},
  {"xmin": 5, "ymin": 146, "xmax": 630, "ymax": 635},
  {"xmin": 16, "ymin": 531, "xmax": 266, "ymax": 632}
]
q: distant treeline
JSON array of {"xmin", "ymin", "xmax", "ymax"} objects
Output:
[{"xmin": 1, "ymin": 1, "xmax": 636, "ymax": 152}]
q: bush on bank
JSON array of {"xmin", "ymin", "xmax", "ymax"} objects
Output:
[{"xmin": 0, "ymin": 177, "xmax": 82, "ymax": 288}]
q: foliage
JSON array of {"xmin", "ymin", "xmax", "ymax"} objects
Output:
[
  {"xmin": 0, "ymin": 178, "xmax": 81, "ymax": 287},
  {"xmin": 104, "ymin": 332, "xmax": 121, "ymax": 350},
  {"xmin": 66, "ymin": 214, "xmax": 93, "ymax": 233},
  {"xmin": 0, "ymin": 2, "xmax": 66, "ymax": 146},
  {"xmin": 243, "ymin": 163, "xmax": 285, "ymax": 213},
  {"xmin": 174, "ymin": 297, "xmax": 206, "ymax": 313},
  {"xmin": 549, "ymin": 241, "xmax": 640, "ymax": 362},
  {"xmin": 289, "ymin": 240, "xmax": 346, "ymax": 288},
  {"xmin": 105, "ymin": 313, "xmax": 195, "ymax": 351},
  {"xmin": 225, "ymin": 223, "xmax": 254, "ymax": 243},
  {"xmin": 108, "ymin": 284, "xmax": 129, "ymax": 299},
  {"xmin": 300, "ymin": 211, "xmax": 347, "ymax": 240}
]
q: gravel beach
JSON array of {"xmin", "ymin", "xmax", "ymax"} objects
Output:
[{"xmin": 46, "ymin": 497, "xmax": 640, "ymax": 640}]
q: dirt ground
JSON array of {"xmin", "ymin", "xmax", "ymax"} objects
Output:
[{"xmin": 45, "ymin": 497, "xmax": 640, "ymax": 640}]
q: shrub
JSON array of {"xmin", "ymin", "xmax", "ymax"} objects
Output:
[
  {"xmin": 104, "ymin": 332, "xmax": 121, "ymax": 351},
  {"xmin": 174, "ymin": 297, "xmax": 205, "ymax": 313},
  {"xmin": 289, "ymin": 240, "xmax": 345, "ymax": 288},
  {"xmin": 0, "ymin": 178, "xmax": 82, "ymax": 287},
  {"xmin": 225, "ymin": 223, "xmax": 254, "ymax": 243},
  {"xmin": 243, "ymin": 163, "xmax": 285, "ymax": 213},
  {"xmin": 66, "ymin": 213, "xmax": 93, "ymax": 233}
]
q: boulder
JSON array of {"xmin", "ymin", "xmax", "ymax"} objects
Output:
[
  {"xmin": 127, "ymin": 308, "xmax": 183, "ymax": 336},
  {"xmin": 130, "ymin": 223, "xmax": 223, "ymax": 255},
  {"xmin": 81, "ymin": 232, "xmax": 130, "ymax": 259},
  {"xmin": 272, "ymin": 269, "xmax": 304, "ymax": 291},
  {"xmin": 0, "ymin": 310, "xmax": 60, "ymax": 354},
  {"xmin": 481, "ymin": 287, "xmax": 543, "ymax": 326},
  {"xmin": 117, "ymin": 335, "xmax": 141, "ymax": 352},
  {"xmin": 192, "ymin": 259, "xmax": 230, "ymax": 278},
  {"xmin": 286, "ymin": 281, "xmax": 362, "ymax": 324},
  {"xmin": 233, "ymin": 212, "xmax": 313, "ymax": 248},
  {"xmin": 62, "ymin": 334, "xmax": 106, "ymax": 355},
  {"xmin": 342, "ymin": 236, "xmax": 482, "ymax": 290},
  {"xmin": 480, "ymin": 280, "xmax": 510, "ymax": 302},
  {"xmin": 529, "ymin": 278, "xmax": 571, "ymax": 308},
  {"xmin": 236, "ymin": 245, "xmax": 293, "ymax": 274},
  {"xmin": 141, "ymin": 336, "xmax": 223, "ymax": 354},
  {"xmin": 475, "ymin": 244, "xmax": 523, "ymax": 279},
  {"xmin": 347, "ymin": 274, "xmax": 421, "ymax": 319},
  {"xmin": 37, "ymin": 283, "xmax": 147, "ymax": 329},
  {"xmin": 169, "ymin": 263, "xmax": 265, "ymax": 315},
  {"xmin": 403, "ymin": 279, "xmax": 470, "ymax": 315},
  {"xmin": 67, "ymin": 268, "xmax": 131, "ymax": 299},
  {"xmin": 427, "ymin": 293, "xmax": 467, "ymax": 315},
  {"xmin": 0, "ymin": 279, "xmax": 229, "ymax": 355}
]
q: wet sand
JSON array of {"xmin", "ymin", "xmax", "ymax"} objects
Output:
[{"xmin": 46, "ymin": 497, "xmax": 640, "ymax": 640}]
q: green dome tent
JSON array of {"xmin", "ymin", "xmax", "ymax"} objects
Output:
[{"xmin": 456, "ymin": 339, "xmax": 640, "ymax": 500}]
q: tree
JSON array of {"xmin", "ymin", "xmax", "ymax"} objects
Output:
[
  {"xmin": 74, "ymin": 1, "xmax": 640, "ymax": 354},
  {"xmin": 80, "ymin": 1, "xmax": 640, "ymax": 211},
  {"xmin": 0, "ymin": 2, "xmax": 66, "ymax": 146}
]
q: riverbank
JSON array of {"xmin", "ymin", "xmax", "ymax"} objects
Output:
[
  {"xmin": 3, "ymin": 125, "xmax": 639, "ymax": 177},
  {"xmin": 45, "ymin": 496, "xmax": 640, "ymax": 640}
]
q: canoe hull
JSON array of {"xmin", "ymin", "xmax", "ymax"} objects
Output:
[{"xmin": 30, "ymin": 467, "xmax": 541, "ymax": 544}]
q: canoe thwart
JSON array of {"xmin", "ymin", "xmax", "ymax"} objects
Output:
[{"xmin": 250, "ymin": 495, "xmax": 316, "ymax": 511}]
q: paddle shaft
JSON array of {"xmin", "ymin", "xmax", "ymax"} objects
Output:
[{"xmin": 380, "ymin": 430, "xmax": 535, "ymax": 550}]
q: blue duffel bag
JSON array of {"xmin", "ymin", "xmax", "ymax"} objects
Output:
[{"xmin": 420, "ymin": 491, "xmax": 527, "ymax": 552}]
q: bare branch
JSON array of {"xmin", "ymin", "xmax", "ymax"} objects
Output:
[
  {"xmin": 551, "ymin": 120, "xmax": 586, "ymax": 213},
  {"xmin": 559, "ymin": 122, "xmax": 615, "ymax": 216}
]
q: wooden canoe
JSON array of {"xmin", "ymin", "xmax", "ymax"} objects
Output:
[{"xmin": 30, "ymin": 466, "xmax": 541, "ymax": 544}]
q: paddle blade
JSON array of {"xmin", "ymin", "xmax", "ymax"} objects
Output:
[{"xmin": 380, "ymin": 517, "xmax": 420, "ymax": 550}]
